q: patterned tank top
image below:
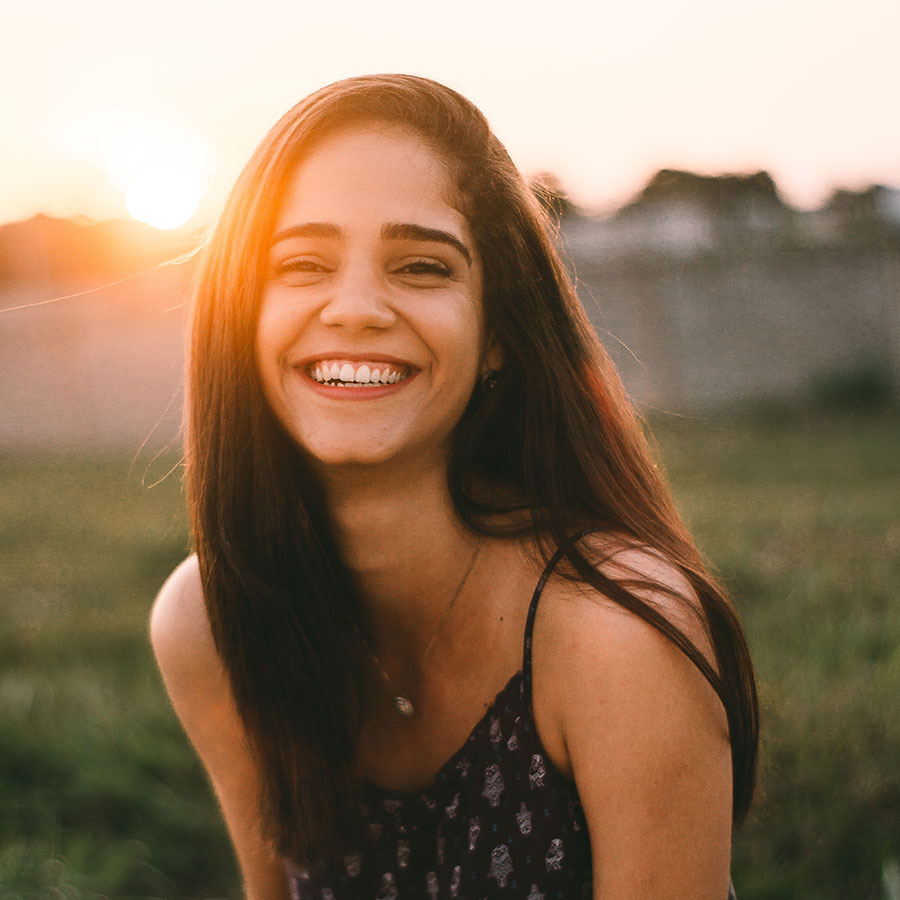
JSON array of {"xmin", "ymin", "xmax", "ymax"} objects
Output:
[{"xmin": 287, "ymin": 546, "xmax": 738, "ymax": 900}]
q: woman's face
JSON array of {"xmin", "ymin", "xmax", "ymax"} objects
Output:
[{"xmin": 255, "ymin": 124, "xmax": 499, "ymax": 471}]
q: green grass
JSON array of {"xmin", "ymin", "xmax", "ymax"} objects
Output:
[
  {"xmin": 651, "ymin": 409, "xmax": 900, "ymax": 900},
  {"xmin": 2, "ymin": 411, "xmax": 899, "ymax": 899},
  {"xmin": 0, "ymin": 452, "xmax": 236, "ymax": 900}
]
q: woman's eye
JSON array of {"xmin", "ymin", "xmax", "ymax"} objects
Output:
[
  {"xmin": 396, "ymin": 260, "xmax": 452, "ymax": 278},
  {"xmin": 279, "ymin": 258, "xmax": 327, "ymax": 273}
]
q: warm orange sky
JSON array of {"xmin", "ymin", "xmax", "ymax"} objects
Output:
[{"xmin": 3, "ymin": 0, "xmax": 899, "ymax": 229}]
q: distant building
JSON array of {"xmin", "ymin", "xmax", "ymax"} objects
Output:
[
  {"xmin": 795, "ymin": 184, "xmax": 900, "ymax": 244},
  {"xmin": 826, "ymin": 184, "xmax": 900, "ymax": 228},
  {"xmin": 563, "ymin": 169, "xmax": 790, "ymax": 260},
  {"xmin": 619, "ymin": 169, "xmax": 788, "ymax": 252}
]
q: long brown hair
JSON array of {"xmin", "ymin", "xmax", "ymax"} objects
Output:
[{"xmin": 187, "ymin": 74, "xmax": 758, "ymax": 863}]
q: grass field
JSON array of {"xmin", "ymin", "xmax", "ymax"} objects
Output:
[{"xmin": 2, "ymin": 409, "xmax": 898, "ymax": 899}]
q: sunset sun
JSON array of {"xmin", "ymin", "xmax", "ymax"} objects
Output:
[
  {"xmin": 125, "ymin": 163, "xmax": 200, "ymax": 230},
  {"xmin": 59, "ymin": 108, "xmax": 208, "ymax": 230}
]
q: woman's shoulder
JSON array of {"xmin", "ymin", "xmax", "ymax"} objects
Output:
[
  {"xmin": 545, "ymin": 533, "xmax": 715, "ymax": 667},
  {"xmin": 531, "ymin": 534, "xmax": 728, "ymax": 774},
  {"xmin": 150, "ymin": 555, "xmax": 225, "ymax": 703},
  {"xmin": 150, "ymin": 555, "xmax": 206, "ymax": 650}
]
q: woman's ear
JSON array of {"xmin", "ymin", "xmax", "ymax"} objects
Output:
[{"xmin": 483, "ymin": 335, "xmax": 504, "ymax": 375}]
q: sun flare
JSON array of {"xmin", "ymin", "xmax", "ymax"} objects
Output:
[
  {"xmin": 125, "ymin": 164, "xmax": 200, "ymax": 230},
  {"xmin": 59, "ymin": 108, "xmax": 208, "ymax": 230}
]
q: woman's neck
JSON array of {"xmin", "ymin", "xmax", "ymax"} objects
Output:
[{"xmin": 321, "ymin": 457, "xmax": 481, "ymax": 653}]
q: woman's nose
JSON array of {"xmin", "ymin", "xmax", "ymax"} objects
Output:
[{"xmin": 318, "ymin": 265, "xmax": 396, "ymax": 331}]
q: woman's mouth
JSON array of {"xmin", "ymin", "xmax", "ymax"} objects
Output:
[{"xmin": 306, "ymin": 359, "xmax": 412, "ymax": 387}]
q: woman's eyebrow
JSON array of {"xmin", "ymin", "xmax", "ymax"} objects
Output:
[
  {"xmin": 381, "ymin": 222, "xmax": 472, "ymax": 265},
  {"xmin": 271, "ymin": 222, "xmax": 341, "ymax": 245}
]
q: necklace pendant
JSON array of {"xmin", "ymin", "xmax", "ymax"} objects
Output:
[{"xmin": 393, "ymin": 695, "xmax": 415, "ymax": 717}]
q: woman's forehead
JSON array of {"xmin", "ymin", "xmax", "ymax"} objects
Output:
[{"xmin": 274, "ymin": 124, "xmax": 468, "ymax": 239}]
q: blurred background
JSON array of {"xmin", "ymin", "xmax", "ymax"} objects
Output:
[{"xmin": 1, "ymin": 1, "xmax": 899, "ymax": 898}]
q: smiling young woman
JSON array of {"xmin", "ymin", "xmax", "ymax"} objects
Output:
[{"xmin": 150, "ymin": 75, "xmax": 757, "ymax": 900}]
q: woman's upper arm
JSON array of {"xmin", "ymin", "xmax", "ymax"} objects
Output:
[
  {"xmin": 150, "ymin": 556, "xmax": 290, "ymax": 900},
  {"xmin": 548, "ymin": 550, "xmax": 733, "ymax": 900}
]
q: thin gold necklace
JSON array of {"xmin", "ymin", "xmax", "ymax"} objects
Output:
[{"xmin": 357, "ymin": 535, "xmax": 485, "ymax": 718}]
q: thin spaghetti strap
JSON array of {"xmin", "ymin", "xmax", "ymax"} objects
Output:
[
  {"xmin": 522, "ymin": 530, "xmax": 597, "ymax": 700},
  {"xmin": 519, "ymin": 548, "xmax": 567, "ymax": 700}
]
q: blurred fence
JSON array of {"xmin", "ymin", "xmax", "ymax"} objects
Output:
[{"xmin": 568, "ymin": 225, "xmax": 900, "ymax": 412}]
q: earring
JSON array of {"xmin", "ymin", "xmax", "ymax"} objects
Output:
[{"xmin": 481, "ymin": 370, "xmax": 500, "ymax": 392}]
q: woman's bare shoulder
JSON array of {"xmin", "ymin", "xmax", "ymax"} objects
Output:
[
  {"xmin": 150, "ymin": 555, "xmax": 224, "ymax": 705},
  {"xmin": 538, "ymin": 536, "xmax": 706, "ymax": 660},
  {"xmin": 531, "ymin": 535, "xmax": 727, "ymax": 772},
  {"xmin": 542, "ymin": 542, "xmax": 716, "ymax": 691},
  {"xmin": 562, "ymin": 533, "xmax": 714, "ymax": 662}
]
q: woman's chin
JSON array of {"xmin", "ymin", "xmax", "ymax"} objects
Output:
[
  {"xmin": 294, "ymin": 436, "xmax": 413, "ymax": 471},
  {"xmin": 308, "ymin": 449, "xmax": 395, "ymax": 469},
  {"xmin": 298, "ymin": 437, "xmax": 451, "ymax": 478}
]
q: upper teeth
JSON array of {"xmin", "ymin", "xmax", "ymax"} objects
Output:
[{"xmin": 310, "ymin": 361, "xmax": 409, "ymax": 385}]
